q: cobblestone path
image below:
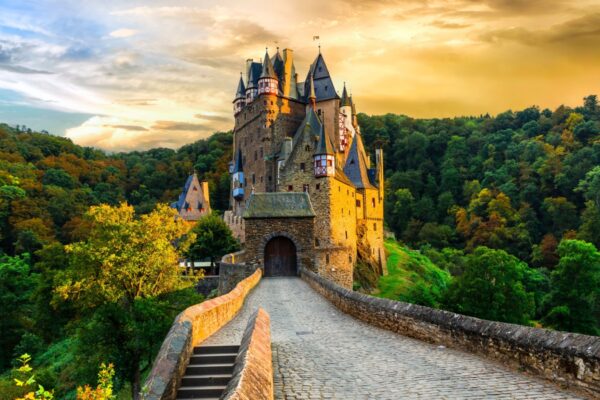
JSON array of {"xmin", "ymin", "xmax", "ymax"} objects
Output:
[{"xmin": 203, "ymin": 278, "xmax": 583, "ymax": 400}]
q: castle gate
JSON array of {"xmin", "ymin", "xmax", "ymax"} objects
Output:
[{"xmin": 264, "ymin": 236, "xmax": 297, "ymax": 276}]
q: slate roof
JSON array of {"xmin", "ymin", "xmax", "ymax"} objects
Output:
[
  {"xmin": 259, "ymin": 51, "xmax": 277, "ymax": 79},
  {"xmin": 233, "ymin": 149, "xmax": 243, "ymax": 173},
  {"xmin": 246, "ymin": 62, "xmax": 262, "ymax": 89},
  {"xmin": 314, "ymin": 122, "xmax": 334, "ymax": 155},
  {"xmin": 304, "ymin": 53, "xmax": 339, "ymax": 102},
  {"xmin": 234, "ymin": 75, "xmax": 245, "ymax": 100},
  {"xmin": 340, "ymin": 84, "xmax": 351, "ymax": 107},
  {"xmin": 243, "ymin": 192, "xmax": 316, "ymax": 219},
  {"xmin": 344, "ymin": 134, "xmax": 375, "ymax": 189},
  {"xmin": 273, "ymin": 49, "xmax": 284, "ymax": 81}
]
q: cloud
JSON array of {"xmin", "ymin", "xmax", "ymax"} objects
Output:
[
  {"xmin": 66, "ymin": 116, "xmax": 213, "ymax": 151},
  {"xmin": 109, "ymin": 28, "xmax": 138, "ymax": 38},
  {"xmin": 480, "ymin": 13, "xmax": 600, "ymax": 47},
  {"xmin": 104, "ymin": 124, "xmax": 147, "ymax": 131},
  {"xmin": 194, "ymin": 113, "xmax": 231, "ymax": 123},
  {"xmin": 430, "ymin": 20, "xmax": 470, "ymax": 29},
  {"xmin": 0, "ymin": 64, "xmax": 52, "ymax": 74},
  {"xmin": 152, "ymin": 120, "xmax": 209, "ymax": 131}
]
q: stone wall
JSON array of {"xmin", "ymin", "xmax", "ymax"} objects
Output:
[
  {"xmin": 221, "ymin": 308, "xmax": 273, "ymax": 400},
  {"xmin": 219, "ymin": 262, "xmax": 258, "ymax": 295},
  {"xmin": 195, "ymin": 276, "xmax": 219, "ymax": 297},
  {"xmin": 300, "ymin": 267, "xmax": 600, "ymax": 397},
  {"xmin": 143, "ymin": 269, "xmax": 262, "ymax": 400},
  {"xmin": 244, "ymin": 217, "xmax": 315, "ymax": 273}
]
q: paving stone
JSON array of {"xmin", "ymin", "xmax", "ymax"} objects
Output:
[{"xmin": 203, "ymin": 277, "xmax": 584, "ymax": 400}]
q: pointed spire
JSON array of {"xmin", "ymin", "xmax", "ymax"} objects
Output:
[
  {"xmin": 260, "ymin": 49, "xmax": 277, "ymax": 79},
  {"xmin": 235, "ymin": 73, "xmax": 246, "ymax": 100},
  {"xmin": 314, "ymin": 122, "xmax": 334, "ymax": 156},
  {"xmin": 341, "ymin": 82, "xmax": 351, "ymax": 107},
  {"xmin": 308, "ymin": 74, "xmax": 316, "ymax": 109}
]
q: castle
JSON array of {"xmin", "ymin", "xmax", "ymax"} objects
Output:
[{"xmin": 224, "ymin": 48, "xmax": 386, "ymax": 288}]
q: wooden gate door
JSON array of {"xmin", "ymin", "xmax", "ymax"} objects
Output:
[{"xmin": 264, "ymin": 237, "xmax": 297, "ymax": 276}]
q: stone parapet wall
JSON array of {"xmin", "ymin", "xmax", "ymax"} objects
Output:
[
  {"xmin": 221, "ymin": 308, "xmax": 273, "ymax": 400},
  {"xmin": 219, "ymin": 262, "xmax": 258, "ymax": 295},
  {"xmin": 143, "ymin": 269, "xmax": 262, "ymax": 400},
  {"xmin": 300, "ymin": 267, "xmax": 600, "ymax": 398}
]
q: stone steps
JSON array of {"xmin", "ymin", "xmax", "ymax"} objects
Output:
[{"xmin": 176, "ymin": 345, "xmax": 239, "ymax": 400}]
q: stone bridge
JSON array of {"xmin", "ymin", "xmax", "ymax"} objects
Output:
[{"xmin": 145, "ymin": 269, "xmax": 600, "ymax": 400}]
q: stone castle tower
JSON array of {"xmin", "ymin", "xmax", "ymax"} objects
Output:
[{"xmin": 224, "ymin": 48, "xmax": 386, "ymax": 288}]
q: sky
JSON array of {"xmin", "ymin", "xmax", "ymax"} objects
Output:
[{"xmin": 0, "ymin": 0, "xmax": 599, "ymax": 151}]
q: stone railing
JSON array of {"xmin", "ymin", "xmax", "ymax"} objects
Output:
[
  {"xmin": 221, "ymin": 308, "xmax": 273, "ymax": 400},
  {"xmin": 300, "ymin": 267, "xmax": 600, "ymax": 397},
  {"xmin": 221, "ymin": 250, "xmax": 246, "ymax": 264},
  {"xmin": 143, "ymin": 269, "xmax": 262, "ymax": 400}
]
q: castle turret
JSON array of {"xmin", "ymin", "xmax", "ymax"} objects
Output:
[
  {"xmin": 245, "ymin": 63, "xmax": 259, "ymax": 102},
  {"xmin": 232, "ymin": 149, "xmax": 244, "ymax": 200},
  {"xmin": 258, "ymin": 50, "xmax": 278, "ymax": 96},
  {"xmin": 313, "ymin": 123, "xmax": 335, "ymax": 178},
  {"xmin": 233, "ymin": 74, "xmax": 246, "ymax": 114}
]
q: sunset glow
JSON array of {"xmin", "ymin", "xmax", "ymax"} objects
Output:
[{"xmin": 1, "ymin": 0, "xmax": 599, "ymax": 150}]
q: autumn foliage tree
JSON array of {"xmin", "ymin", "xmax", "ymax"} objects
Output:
[{"xmin": 55, "ymin": 203, "xmax": 200, "ymax": 399}]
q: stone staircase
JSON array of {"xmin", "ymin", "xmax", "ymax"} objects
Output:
[{"xmin": 176, "ymin": 344, "xmax": 240, "ymax": 400}]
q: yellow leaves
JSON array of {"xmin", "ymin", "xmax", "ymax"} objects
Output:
[{"xmin": 58, "ymin": 202, "xmax": 194, "ymax": 307}]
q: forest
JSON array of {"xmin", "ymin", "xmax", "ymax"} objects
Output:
[{"xmin": 0, "ymin": 95, "xmax": 599, "ymax": 398}]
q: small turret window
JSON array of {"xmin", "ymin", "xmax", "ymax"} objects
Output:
[
  {"xmin": 300, "ymin": 163, "xmax": 305, "ymax": 171},
  {"xmin": 326, "ymin": 254, "xmax": 330, "ymax": 264},
  {"xmin": 372, "ymin": 198, "xmax": 376, "ymax": 208},
  {"xmin": 288, "ymin": 185, "xmax": 293, "ymax": 191},
  {"xmin": 303, "ymin": 184, "xmax": 309, "ymax": 192},
  {"xmin": 305, "ymin": 145, "xmax": 310, "ymax": 151}
]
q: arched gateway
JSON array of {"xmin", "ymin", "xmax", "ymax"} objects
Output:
[{"xmin": 264, "ymin": 236, "xmax": 297, "ymax": 276}]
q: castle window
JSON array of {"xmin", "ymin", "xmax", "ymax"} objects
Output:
[
  {"xmin": 345, "ymin": 231, "xmax": 348, "ymax": 239},
  {"xmin": 352, "ymin": 192, "xmax": 355, "ymax": 198},
  {"xmin": 374, "ymin": 223, "xmax": 377, "ymax": 230},
  {"xmin": 372, "ymin": 198, "xmax": 376, "ymax": 208},
  {"xmin": 254, "ymin": 151, "xmax": 257, "ymax": 161},
  {"xmin": 356, "ymin": 199, "xmax": 361, "ymax": 207},
  {"xmin": 271, "ymin": 101, "xmax": 274, "ymax": 105},
  {"xmin": 303, "ymin": 184, "xmax": 309, "ymax": 192},
  {"xmin": 251, "ymin": 174, "xmax": 256, "ymax": 184},
  {"xmin": 268, "ymin": 175, "xmax": 272, "ymax": 181},
  {"xmin": 300, "ymin": 163, "xmax": 305, "ymax": 171},
  {"xmin": 349, "ymin": 254, "xmax": 352, "ymax": 262},
  {"xmin": 263, "ymin": 100, "xmax": 267, "ymax": 105},
  {"xmin": 326, "ymin": 254, "xmax": 330, "ymax": 264},
  {"xmin": 341, "ymin": 208, "xmax": 344, "ymax": 215},
  {"xmin": 193, "ymin": 186, "xmax": 197, "ymax": 191},
  {"xmin": 318, "ymin": 66, "xmax": 322, "ymax": 72},
  {"xmin": 338, "ymin": 186, "xmax": 341, "ymax": 192},
  {"xmin": 316, "ymin": 183, "xmax": 320, "ymax": 190},
  {"xmin": 260, "ymin": 176, "xmax": 264, "ymax": 183},
  {"xmin": 260, "ymin": 147, "xmax": 263, "ymax": 158},
  {"xmin": 315, "ymin": 238, "xmax": 320, "ymax": 247},
  {"xmin": 325, "ymin": 85, "xmax": 328, "ymax": 91},
  {"xmin": 317, "ymin": 109, "xmax": 322, "ymax": 116},
  {"xmin": 305, "ymin": 145, "xmax": 310, "ymax": 152},
  {"xmin": 288, "ymin": 185, "xmax": 293, "ymax": 191}
]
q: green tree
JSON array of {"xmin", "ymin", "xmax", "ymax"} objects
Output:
[
  {"xmin": 0, "ymin": 254, "xmax": 37, "ymax": 370},
  {"xmin": 55, "ymin": 203, "xmax": 197, "ymax": 399},
  {"xmin": 542, "ymin": 240, "xmax": 600, "ymax": 335},
  {"xmin": 444, "ymin": 247, "xmax": 535, "ymax": 325},
  {"xmin": 186, "ymin": 213, "xmax": 239, "ymax": 266}
]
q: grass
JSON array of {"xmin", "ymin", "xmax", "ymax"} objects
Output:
[{"xmin": 376, "ymin": 239, "xmax": 451, "ymax": 308}]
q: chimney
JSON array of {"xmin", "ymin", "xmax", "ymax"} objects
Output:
[{"xmin": 282, "ymin": 49, "xmax": 293, "ymax": 97}]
